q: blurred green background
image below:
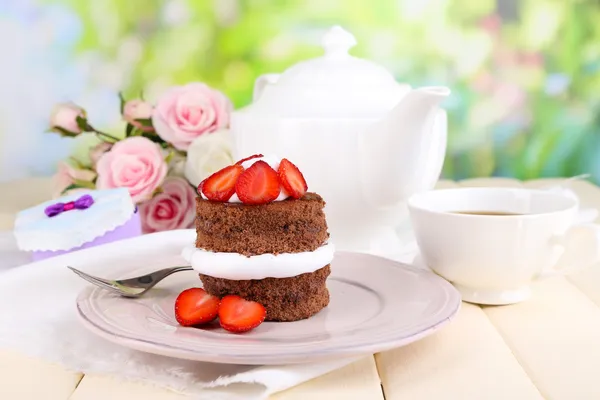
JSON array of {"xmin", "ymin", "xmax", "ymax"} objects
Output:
[{"xmin": 2, "ymin": 0, "xmax": 599, "ymax": 183}]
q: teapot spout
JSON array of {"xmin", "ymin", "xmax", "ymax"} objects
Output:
[
  {"xmin": 360, "ymin": 86, "xmax": 450, "ymax": 207},
  {"xmin": 381, "ymin": 86, "xmax": 450, "ymax": 132}
]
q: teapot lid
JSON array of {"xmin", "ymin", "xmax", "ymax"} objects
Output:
[{"xmin": 250, "ymin": 26, "xmax": 409, "ymax": 118}]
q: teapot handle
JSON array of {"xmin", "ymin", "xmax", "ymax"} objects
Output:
[{"xmin": 253, "ymin": 74, "xmax": 280, "ymax": 101}]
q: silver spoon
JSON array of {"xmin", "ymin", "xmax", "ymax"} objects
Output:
[{"xmin": 67, "ymin": 265, "xmax": 193, "ymax": 298}]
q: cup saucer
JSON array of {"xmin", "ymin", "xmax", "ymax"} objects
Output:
[
  {"xmin": 411, "ymin": 253, "xmax": 532, "ymax": 305},
  {"xmin": 449, "ymin": 283, "xmax": 531, "ymax": 305}
]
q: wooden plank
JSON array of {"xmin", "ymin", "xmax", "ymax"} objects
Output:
[
  {"xmin": 69, "ymin": 357, "xmax": 382, "ymax": 400},
  {"xmin": 482, "ymin": 276, "xmax": 600, "ymax": 399},
  {"xmin": 434, "ymin": 180, "xmax": 459, "ymax": 189},
  {"xmin": 567, "ymin": 265, "xmax": 600, "ymax": 309},
  {"xmin": 69, "ymin": 375, "xmax": 185, "ymax": 400},
  {"xmin": 271, "ymin": 356, "xmax": 383, "ymax": 400},
  {"xmin": 376, "ymin": 303, "xmax": 542, "ymax": 400},
  {"xmin": 0, "ymin": 214, "xmax": 13, "ymax": 230},
  {"xmin": 458, "ymin": 177, "xmax": 523, "ymax": 187},
  {"xmin": 0, "ymin": 177, "xmax": 53, "ymax": 230},
  {"xmin": 0, "ymin": 349, "xmax": 82, "ymax": 400}
]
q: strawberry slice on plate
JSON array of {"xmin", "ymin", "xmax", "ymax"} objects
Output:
[
  {"xmin": 235, "ymin": 160, "xmax": 281, "ymax": 204},
  {"xmin": 235, "ymin": 154, "xmax": 264, "ymax": 165},
  {"xmin": 174, "ymin": 288, "xmax": 221, "ymax": 327},
  {"xmin": 278, "ymin": 158, "xmax": 308, "ymax": 199},
  {"xmin": 201, "ymin": 164, "xmax": 244, "ymax": 202},
  {"xmin": 218, "ymin": 295, "xmax": 266, "ymax": 333}
]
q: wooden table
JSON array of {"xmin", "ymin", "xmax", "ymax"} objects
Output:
[{"xmin": 2, "ymin": 177, "xmax": 600, "ymax": 399}]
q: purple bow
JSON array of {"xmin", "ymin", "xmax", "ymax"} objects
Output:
[{"xmin": 45, "ymin": 194, "xmax": 95, "ymax": 217}]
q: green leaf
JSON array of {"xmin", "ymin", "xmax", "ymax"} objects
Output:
[
  {"xmin": 134, "ymin": 118, "xmax": 153, "ymax": 128},
  {"xmin": 125, "ymin": 123, "xmax": 134, "ymax": 136},
  {"xmin": 72, "ymin": 179, "xmax": 96, "ymax": 189},
  {"xmin": 61, "ymin": 184, "xmax": 82, "ymax": 194},
  {"xmin": 94, "ymin": 130, "xmax": 121, "ymax": 143},
  {"xmin": 141, "ymin": 131, "xmax": 167, "ymax": 145},
  {"xmin": 118, "ymin": 92, "xmax": 126, "ymax": 115},
  {"xmin": 131, "ymin": 127, "xmax": 145, "ymax": 136},
  {"xmin": 76, "ymin": 116, "xmax": 94, "ymax": 132},
  {"xmin": 165, "ymin": 150, "xmax": 174, "ymax": 164},
  {"xmin": 69, "ymin": 157, "xmax": 85, "ymax": 169},
  {"xmin": 61, "ymin": 180, "xmax": 96, "ymax": 194},
  {"xmin": 152, "ymin": 186, "xmax": 164, "ymax": 197},
  {"xmin": 48, "ymin": 126, "xmax": 78, "ymax": 137}
]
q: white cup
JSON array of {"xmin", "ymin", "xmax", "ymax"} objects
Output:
[{"xmin": 407, "ymin": 187, "xmax": 600, "ymax": 305}]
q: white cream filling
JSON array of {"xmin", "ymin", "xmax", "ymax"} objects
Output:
[
  {"xmin": 200, "ymin": 155, "xmax": 290, "ymax": 203},
  {"xmin": 181, "ymin": 242, "xmax": 335, "ymax": 280}
]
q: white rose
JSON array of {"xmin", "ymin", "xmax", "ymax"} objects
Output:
[{"xmin": 184, "ymin": 129, "xmax": 234, "ymax": 187}]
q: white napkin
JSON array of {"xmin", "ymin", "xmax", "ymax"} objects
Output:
[
  {"xmin": 0, "ymin": 232, "xmax": 31, "ymax": 272},
  {"xmin": 0, "ymin": 232, "xmax": 359, "ymax": 400}
]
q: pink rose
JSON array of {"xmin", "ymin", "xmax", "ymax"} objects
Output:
[
  {"xmin": 96, "ymin": 137, "xmax": 168, "ymax": 203},
  {"xmin": 139, "ymin": 177, "xmax": 196, "ymax": 233},
  {"xmin": 50, "ymin": 103, "xmax": 86, "ymax": 135},
  {"xmin": 152, "ymin": 83, "xmax": 232, "ymax": 151},
  {"xmin": 53, "ymin": 161, "xmax": 96, "ymax": 198},
  {"xmin": 123, "ymin": 99, "xmax": 154, "ymax": 132}
]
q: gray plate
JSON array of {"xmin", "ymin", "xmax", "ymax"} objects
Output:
[{"xmin": 76, "ymin": 233, "xmax": 461, "ymax": 365}]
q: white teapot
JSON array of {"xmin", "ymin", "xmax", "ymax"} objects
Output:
[{"xmin": 230, "ymin": 26, "xmax": 450, "ymax": 254}]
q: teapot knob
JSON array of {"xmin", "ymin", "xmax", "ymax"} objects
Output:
[{"xmin": 321, "ymin": 25, "xmax": 357, "ymax": 59}]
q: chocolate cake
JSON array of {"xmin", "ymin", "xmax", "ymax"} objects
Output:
[
  {"xmin": 196, "ymin": 193, "xmax": 331, "ymax": 321},
  {"xmin": 185, "ymin": 155, "xmax": 334, "ymax": 322},
  {"xmin": 200, "ymin": 265, "xmax": 331, "ymax": 322},
  {"xmin": 195, "ymin": 193, "xmax": 328, "ymax": 256}
]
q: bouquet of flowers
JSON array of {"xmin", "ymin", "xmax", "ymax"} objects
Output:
[{"xmin": 48, "ymin": 83, "xmax": 235, "ymax": 233}]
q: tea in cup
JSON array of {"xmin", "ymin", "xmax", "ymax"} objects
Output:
[{"xmin": 407, "ymin": 187, "xmax": 600, "ymax": 305}]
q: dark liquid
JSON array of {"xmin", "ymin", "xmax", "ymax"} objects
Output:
[{"xmin": 452, "ymin": 211, "xmax": 523, "ymax": 216}]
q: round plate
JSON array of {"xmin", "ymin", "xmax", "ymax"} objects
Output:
[{"xmin": 76, "ymin": 251, "xmax": 461, "ymax": 365}]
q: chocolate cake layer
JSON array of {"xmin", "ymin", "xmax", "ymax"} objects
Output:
[
  {"xmin": 200, "ymin": 265, "xmax": 330, "ymax": 322},
  {"xmin": 196, "ymin": 192, "xmax": 329, "ymax": 256}
]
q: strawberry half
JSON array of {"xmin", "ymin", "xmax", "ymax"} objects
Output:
[
  {"xmin": 218, "ymin": 295, "xmax": 266, "ymax": 333},
  {"xmin": 201, "ymin": 164, "xmax": 244, "ymax": 202},
  {"xmin": 278, "ymin": 158, "xmax": 308, "ymax": 199},
  {"xmin": 235, "ymin": 160, "xmax": 281, "ymax": 205},
  {"xmin": 235, "ymin": 154, "xmax": 264, "ymax": 165},
  {"xmin": 174, "ymin": 288, "xmax": 221, "ymax": 327}
]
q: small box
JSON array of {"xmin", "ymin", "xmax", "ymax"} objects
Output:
[{"xmin": 14, "ymin": 188, "xmax": 141, "ymax": 261}]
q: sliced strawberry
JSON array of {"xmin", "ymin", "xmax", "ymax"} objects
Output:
[
  {"xmin": 174, "ymin": 288, "xmax": 220, "ymax": 327},
  {"xmin": 278, "ymin": 158, "xmax": 308, "ymax": 199},
  {"xmin": 235, "ymin": 154, "xmax": 264, "ymax": 165},
  {"xmin": 235, "ymin": 160, "xmax": 281, "ymax": 205},
  {"xmin": 218, "ymin": 295, "xmax": 266, "ymax": 333},
  {"xmin": 201, "ymin": 164, "xmax": 244, "ymax": 202}
]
